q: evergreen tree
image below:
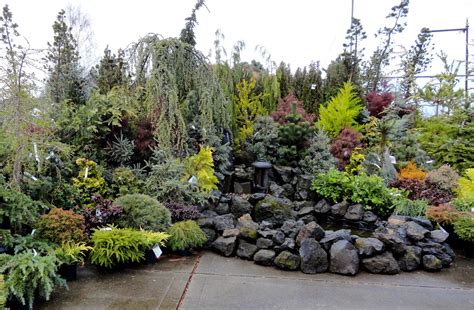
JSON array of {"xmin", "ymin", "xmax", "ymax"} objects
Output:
[
  {"xmin": 276, "ymin": 61, "xmax": 291, "ymax": 97},
  {"xmin": 45, "ymin": 9, "xmax": 83, "ymax": 104},
  {"xmin": 179, "ymin": 0, "xmax": 207, "ymax": 47},
  {"xmin": 95, "ymin": 47, "xmax": 127, "ymax": 94}
]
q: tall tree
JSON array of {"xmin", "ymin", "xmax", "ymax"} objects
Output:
[
  {"xmin": 179, "ymin": 0, "xmax": 207, "ymax": 47},
  {"xmin": 363, "ymin": 0, "xmax": 410, "ymax": 92},
  {"xmin": 95, "ymin": 47, "xmax": 127, "ymax": 94},
  {"xmin": 44, "ymin": 9, "xmax": 83, "ymax": 104}
]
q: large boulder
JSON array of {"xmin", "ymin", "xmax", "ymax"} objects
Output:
[
  {"xmin": 295, "ymin": 221, "xmax": 325, "ymax": 246},
  {"xmin": 429, "ymin": 230, "xmax": 449, "ymax": 243},
  {"xmin": 422, "ymin": 255, "xmax": 442, "ymax": 271},
  {"xmin": 299, "ymin": 239, "xmax": 328, "ymax": 274},
  {"xmin": 274, "ymin": 251, "xmax": 301, "ymax": 270},
  {"xmin": 236, "ymin": 240, "xmax": 258, "ymax": 260},
  {"xmin": 329, "ymin": 240, "xmax": 360, "ymax": 276},
  {"xmin": 269, "ymin": 182, "xmax": 285, "ymax": 198},
  {"xmin": 314, "ymin": 199, "xmax": 331, "ymax": 214},
  {"xmin": 362, "ymin": 252, "xmax": 400, "ymax": 274},
  {"xmin": 331, "ymin": 201, "xmax": 350, "ymax": 217},
  {"xmin": 416, "ymin": 241, "xmax": 455, "ymax": 267},
  {"xmin": 280, "ymin": 220, "xmax": 304, "ymax": 238},
  {"xmin": 201, "ymin": 228, "xmax": 217, "ymax": 248},
  {"xmin": 238, "ymin": 214, "xmax": 259, "ymax": 240},
  {"xmin": 212, "ymin": 236, "xmax": 237, "ymax": 257},
  {"xmin": 405, "ymin": 221, "xmax": 429, "ymax": 241},
  {"xmin": 363, "ymin": 211, "xmax": 378, "ymax": 223},
  {"xmin": 215, "ymin": 202, "xmax": 230, "ymax": 215},
  {"xmin": 256, "ymin": 238, "xmax": 274, "ymax": 249},
  {"xmin": 354, "ymin": 238, "xmax": 385, "ymax": 257},
  {"xmin": 398, "ymin": 246, "xmax": 422, "ymax": 271},
  {"xmin": 344, "ymin": 204, "xmax": 364, "ymax": 221},
  {"xmin": 231, "ymin": 196, "xmax": 253, "ymax": 218},
  {"xmin": 373, "ymin": 225, "xmax": 408, "ymax": 255},
  {"xmin": 320, "ymin": 229, "xmax": 352, "ymax": 250},
  {"xmin": 213, "ymin": 214, "xmax": 235, "ymax": 232},
  {"xmin": 254, "ymin": 249, "xmax": 276, "ymax": 266},
  {"xmin": 249, "ymin": 192, "xmax": 266, "ymax": 205},
  {"xmin": 273, "ymin": 165, "xmax": 293, "ymax": 183},
  {"xmin": 255, "ymin": 196, "xmax": 295, "ymax": 225},
  {"xmin": 272, "ymin": 230, "xmax": 286, "ymax": 245}
]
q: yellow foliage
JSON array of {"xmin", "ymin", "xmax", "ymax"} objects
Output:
[
  {"xmin": 457, "ymin": 168, "xmax": 474, "ymax": 199},
  {"xmin": 183, "ymin": 146, "xmax": 218, "ymax": 193},
  {"xmin": 398, "ymin": 161, "xmax": 426, "ymax": 180}
]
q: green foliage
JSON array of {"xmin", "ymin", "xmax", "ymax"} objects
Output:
[
  {"xmin": 0, "ymin": 251, "xmax": 66, "ymax": 309},
  {"xmin": 300, "ymin": 129, "xmax": 336, "ymax": 176},
  {"xmin": 107, "ymin": 132, "xmax": 135, "ymax": 166},
  {"xmin": 311, "ymin": 169, "xmax": 350, "ymax": 203},
  {"xmin": 183, "ymin": 146, "xmax": 218, "ymax": 193},
  {"xmin": 277, "ymin": 111, "xmax": 313, "ymax": 166},
  {"xmin": 244, "ymin": 116, "xmax": 280, "ymax": 162},
  {"xmin": 318, "ymin": 82, "xmax": 363, "ymax": 138},
  {"xmin": 145, "ymin": 153, "xmax": 208, "ymax": 205},
  {"xmin": 347, "ymin": 173, "xmax": 397, "ymax": 217},
  {"xmin": 94, "ymin": 48, "xmax": 128, "ymax": 95},
  {"xmin": 344, "ymin": 149, "xmax": 365, "ymax": 176},
  {"xmin": 452, "ymin": 198, "xmax": 474, "ymax": 212},
  {"xmin": 36, "ymin": 208, "xmax": 86, "ymax": 244},
  {"xmin": 71, "ymin": 158, "xmax": 108, "ymax": 205},
  {"xmin": 166, "ymin": 220, "xmax": 207, "ymax": 251},
  {"xmin": 457, "ymin": 168, "xmax": 474, "ymax": 200},
  {"xmin": 111, "ymin": 167, "xmax": 142, "ymax": 197},
  {"xmin": 426, "ymin": 165, "xmax": 459, "ymax": 192},
  {"xmin": 10, "ymin": 235, "xmax": 57, "ymax": 255},
  {"xmin": 114, "ymin": 194, "xmax": 171, "ymax": 232},
  {"xmin": 0, "ymin": 184, "xmax": 47, "ymax": 233},
  {"xmin": 233, "ymin": 78, "xmax": 267, "ymax": 148},
  {"xmin": 90, "ymin": 226, "xmax": 169, "ymax": 268},
  {"xmin": 54, "ymin": 241, "xmax": 92, "ymax": 265},
  {"xmin": 393, "ymin": 198, "xmax": 428, "ymax": 217},
  {"xmin": 0, "ymin": 274, "xmax": 6, "ymax": 309},
  {"xmin": 453, "ymin": 217, "xmax": 474, "ymax": 242}
]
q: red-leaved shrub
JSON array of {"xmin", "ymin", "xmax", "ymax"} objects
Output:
[
  {"xmin": 330, "ymin": 128, "xmax": 362, "ymax": 170},
  {"xmin": 366, "ymin": 92, "xmax": 394, "ymax": 117},
  {"xmin": 271, "ymin": 93, "xmax": 315, "ymax": 124}
]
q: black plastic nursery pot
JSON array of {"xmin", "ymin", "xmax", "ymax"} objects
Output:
[
  {"xmin": 144, "ymin": 249, "xmax": 157, "ymax": 265},
  {"xmin": 462, "ymin": 241, "xmax": 474, "ymax": 259},
  {"xmin": 59, "ymin": 263, "xmax": 78, "ymax": 281}
]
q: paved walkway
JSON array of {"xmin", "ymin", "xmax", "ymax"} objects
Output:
[{"xmin": 41, "ymin": 251, "xmax": 474, "ymax": 310}]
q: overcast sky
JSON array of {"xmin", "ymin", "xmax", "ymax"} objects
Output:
[{"xmin": 3, "ymin": 0, "xmax": 474, "ymax": 79}]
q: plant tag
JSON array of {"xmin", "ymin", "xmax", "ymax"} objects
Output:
[
  {"xmin": 84, "ymin": 167, "xmax": 89, "ymax": 179},
  {"xmin": 31, "ymin": 229, "xmax": 36, "ymax": 235},
  {"xmin": 152, "ymin": 245, "xmax": 162, "ymax": 258},
  {"xmin": 32, "ymin": 249, "xmax": 38, "ymax": 257},
  {"xmin": 390, "ymin": 156, "xmax": 396, "ymax": 164},
  {"xmin": 188, "ymin": 175, "xmax": 198, "ymax": 184},
  {"xmin": 99, "ymin": 227, "xmax": 112, "ymax": 231}
]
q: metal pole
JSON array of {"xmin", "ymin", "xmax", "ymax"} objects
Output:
[{"xmin": 465, "ymin": 19, "xmax": 469, "ymax": 108}]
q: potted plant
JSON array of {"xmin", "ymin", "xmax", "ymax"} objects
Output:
[
  {"xmin": 90, "ymin": 225, "xmax": 169, "ymax": 269},
  {"xmin": 166, "ymin": 220, "xmax": 208, "ymax": 256},
  {"xmin": 453, "ymin": 216, "xmax": 474, "ymax": 258},
  {"xmin": 55, "ymin": 242, "xmax": 92, "ymax": 280}
]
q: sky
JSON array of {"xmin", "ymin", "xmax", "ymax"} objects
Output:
[{"xmin": 3, "ymin": 0, "xmax": 474, "ymax": 80}]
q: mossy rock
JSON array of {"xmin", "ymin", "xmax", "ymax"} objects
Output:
[
  {"xmin": 274, "ymin": 250, "xmax": 301, "ymax": 270},
  {"xmin": 255, "ymin": 195, "xmax": 294, "ymax": 225}
]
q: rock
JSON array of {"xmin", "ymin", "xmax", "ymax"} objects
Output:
[
  {"xmin": 429, "ymin": 230, "xmax": 449, "ymax": 243},
  {"xmin": 234, "ymin": 181, "xmax": 252, "ymax": 194},
  {"xmin": 416, "ymin": 241, "xmax": 455, "ymax": 267},
  {"xmin": 256, "ymin": 238, "xmax": 273, "ymax": 249},
  {"xmin": 278, "ymin": 238, "xmax": 296, "ymax": 251},
  {"xmin": 222, "ymin": 228, "xmax": 240, "ymax": 238},
  {"xmin": 296, "ymin": 221, "xmax": 325, "ymax": 246},
  {"xmin": 258, "ymin": 229, "xmax": 277, "ymax": 239},
  {"xmin": 231, "ymin": 196, "xmax": 253, "ymax": 218},
  {"xmin": 215, "ymin": 203, "xmax": 230, "ymax": 215},
  {"xmin": 405, "ymin": 221, "xmax": 429, "ymax": 241},
  {"xmin": 408, "ymin": 217, "xmax": 433, "ymax": 230},
  {"xmin": 212, "ymin": 236, "xmax": 237, "ymax": 257},
  {"xmin": 273, "ymin": 231, "xmax": 286, "ymax": 245},
  {"xmin": 219, "ymin": 194, "xmax": 232, "ymax": 204},
  {"xmin": 254, "ymin": 249, "xmax": 276, "ymax": 266},
  {"xmin": 234, "ymin": 165, "xmax": 252, "ymax": 181},
  {"xmin": 331, "ymin": 201, "xmax": 350, "ymax": 217},
  {"xmin": 363, "ymin": 211, "xmax": 378, "ymax": 223},
  {"xmin": 273, "ymin": 165, "xmax": 293, "ymax": 183},
  {"xmin": 281, "ymin": 184, "xmax": 295, "ymax": 199},
  {"xmin": 299, "ymin": 239, "xmax": 328, "ymax": 274},
  {"xmin": 299, "ymin": 214, "xmax": 316, "ymax": 224},
  {"xmin": 388, "ymin": 215, "xmax": 407, "ymax": 226},
  {"xmin": 259, "ymin": 221, "xmax": 273, "ymax": 230},
  {"xmin": 249, "ymin": 192, "xmax": 266, "ymax": 205},
  {"xmin": 362, "ymin": 252, "xmax": 400, "ymax": 274},
  {"xmin": 344, "ymin": 204, "xmax": 364, "ymax": 221},
  {"xmin": 373, "ymin": 225, "xmax": 408, "ymax": 255},
  {"xmin": 354, "ymin": 238, "xmax": 385, "ymax": 257},
  {"xmin": 314, "ymin": 199, "xmax": 331, "ymax": 214},
  {"xmin": 274, "ymin": 251, "xmax": 301, "ymax": 270},
  {"xmin": 280, "ymin": 220, "xmax": 304, "ymax": 238},
  {"xmin": 320, "ymin": 229, "xmax": 352, "ymax": 250},
  {"xmin": 255, "ymin": 196, "xmax": 294, "ymax": 225},
  {"xmin": 298, "ymin": 206, "xmax": 314, "ymax": 217},
  {"xmin": 329, "ymin": 240, "xmax": 360, "ymax": 276},
  {"xmin": 422, "ymin": 255, "xmax": 442, "ymax": 271},
  {"xmin": 238, "ymin": 214, "xmax": 259, "ymax": 240},
  {"xmin": 398, "ymin": 246, "xmax": 422, "ymax": 271},
  {"xmin": 197, "ymin": 217, "xmax": 214, "ymax": 229},
  {"xmin": 236, "ymin": 240, "xmax": 258, "ymax": 260},
  {"xmin": 201, "ymin": 228, "xmax": 217, "ymax": 248},
  {"xmin": 296, "ymin": 175, "xmax": 313, "ymax": 200},
  {"xmin": 269, "ymin": 182, "xmax": 285, "ymax": 198},
  {"xmin": 213, "ymin": 214, "xmax": 235, "ymax": 232}
]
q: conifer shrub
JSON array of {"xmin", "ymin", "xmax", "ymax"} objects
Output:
[
  {"xmin": 114, "ymin": 194, "xmax": 171, "ymax": 232},
  {"xmin": 457, "ymin": 168, "xmax": 474, "ymax": 200},
  {"xmin": 330, "ymin": 128, "xmax": 362, "ymax": 170},
  {"xmin": 426, "ymin": 165, "xmax": 459, "ymax": 192},
  {"xmin": 366, "ymin": 91, "xmax": 394, "ymax": 117},
  {"xmin": 454, "ymin": 216, "xmax": 474, "ymax": 242},
  {"xmin": 398, "ymin": 161, "xmax": 426, "ymax": 180},
  {"xmin": 244, "ymin": 116, "xmax": 280, "ymax": 162},
  {"xmin": 271, "ymin": 93, "xmax": 315, "ymax": 124},
  {"xmin": 426, "ymin": 204, "xmax": 463, "ymax": 226},
  {"xmin": 71, "ymin": 158, "xmax": 108, "ymax": 206},
  {"xmin": 300, "ymin": 130, "xmax": 336, "ymax": 176},
  {"xmin": 36, "ymin": 208, "xmax": 86, "ymax": 244},
  {"xmin": 277, "ymin": 111, "xmax": 313, "ymax": 166},
  {"xmin": 166, "ymin": 220, "xmax": 207, "ymax": 251},
  {"xmin": 183, "ymin": 146, "xmax": 218, "ymax": 193}
]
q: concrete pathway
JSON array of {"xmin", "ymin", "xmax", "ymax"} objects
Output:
[{"xmin": 41, "ymin": 251, "xmax": 474, "ymax": 310}]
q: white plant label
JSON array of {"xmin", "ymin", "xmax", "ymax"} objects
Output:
[{"xmin": 152, "ymin": 244, "xmax": 162, "ymax": 258}]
